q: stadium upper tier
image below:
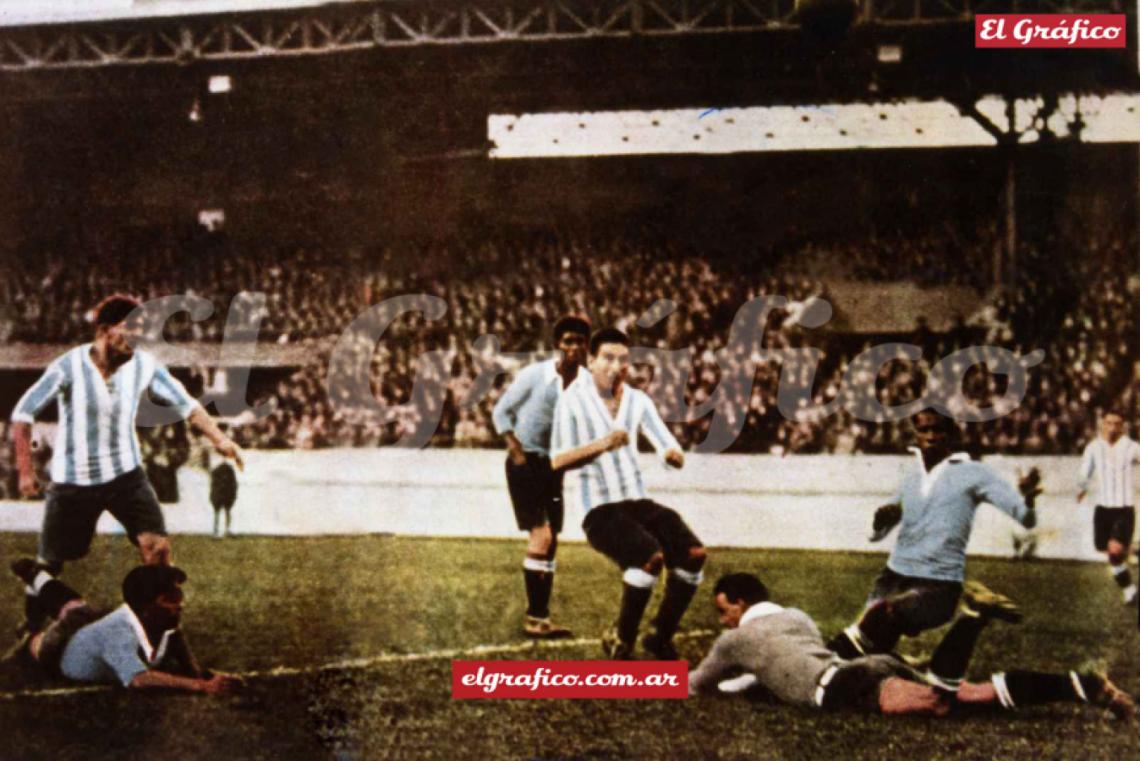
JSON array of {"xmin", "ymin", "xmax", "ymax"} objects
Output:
[{"xmin": 0, "ymin": 0, "xmax": 1130, "ymax": 68}]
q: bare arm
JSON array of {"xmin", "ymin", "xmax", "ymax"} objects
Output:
[
  {"xmin": 11, "ymin": 422, "xmax": 39, "ymax": 498},
  {"xmin": 188, "ymin": 405, "xmax": 243, "ymax": 471},
  {"xmin": 130, "ymin": 668, "xmax": 243, "ymax": 694}
]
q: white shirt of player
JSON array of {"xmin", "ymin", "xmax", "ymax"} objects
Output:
[
  {"xmin": 1078, "ymin": 435, "xmax": 1139, "ymax": 508},
  {"xmin": 551, "ymin": 374, "xmax": 681, "ymax": 514},
  {"xmin": 11, "ymin": 345, "xmax": 196, "ymax": 486}
]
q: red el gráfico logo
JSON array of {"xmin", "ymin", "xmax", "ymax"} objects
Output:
[{"xmin": 975, "ymin": 14, "xmax": 1126, "ymax": 48}]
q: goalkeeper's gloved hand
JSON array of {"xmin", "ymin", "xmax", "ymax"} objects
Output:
[{"xmin": 869, "ymin": 503, "xmax": 902, "ymax": 542}]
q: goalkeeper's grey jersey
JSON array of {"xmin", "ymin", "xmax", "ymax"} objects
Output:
[{"xmin": 688, "ymin": 603, "xmax": 838, "ymax": 704}]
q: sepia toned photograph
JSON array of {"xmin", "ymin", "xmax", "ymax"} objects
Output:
[{"xmin": 0, "ymin": 1, "xmax": 1137, "ymax": 758}]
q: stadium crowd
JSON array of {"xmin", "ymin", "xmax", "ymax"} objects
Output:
[{"xmin": 0, "ymin": 225, "xmax": 1136, "ymax": 493}]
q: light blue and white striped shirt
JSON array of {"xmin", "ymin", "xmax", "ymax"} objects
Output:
[
  {"xmin": 1078, "ymin": 436, "xmax": 1138, "ymax": 508},
  {"xmin": 551, "ymin": 375, "xmax": 681, "ymax": 514},
  {"xmin": 491, "ymin": 359, "xmax": 586, "ymax": 456},
  {"xmin": 11, "ymin": 345, "xmax": 197, "ymax": 486}
]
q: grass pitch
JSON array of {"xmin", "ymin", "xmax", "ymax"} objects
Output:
[{"xmin": 0, "ymin": 534, "xmax": 1136, "ymax": 760}]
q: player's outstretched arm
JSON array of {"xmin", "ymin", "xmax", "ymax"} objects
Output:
[
  {"xmin": 188, "ymin": 405, "xmax": 244, "ymax": 471},
  {"xmin": 10, "ymin": 422, "xmax": 40, "ymax": 498},
  {"xmin": 636, "ymin": 390, "xmax": 683, "ymax": 468},
  {"xmin": 976, "ymin": 467, "xmax": 1037, "ymax": 529},
  {"xmin": 688, "ymin": 637, "xmax": 738, "ymax": 696},
  {"xmin": 130, "ymin": 668, "xmax": 244, "ymax": 694}
]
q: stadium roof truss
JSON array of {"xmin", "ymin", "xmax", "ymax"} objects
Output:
[{"xmin": 0, "ymin": 0, "xmax": 1125, "ymax": 71}]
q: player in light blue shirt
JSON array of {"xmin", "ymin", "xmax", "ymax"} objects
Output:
[
  {"xmin": 829, "ymin": 410, "xmax": 1039, "ymax": 691},
  {"xmin": 9, "ymin": 561, "xmax": 241, "ymax": 694},
  {"xmin": 491, "ymin": 315, "xmax": 590, "ymax": 639}
]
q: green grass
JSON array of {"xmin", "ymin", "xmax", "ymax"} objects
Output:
[{"xmin": 0, "ymin": 534, "xmax": 1136, "ymax": 760}]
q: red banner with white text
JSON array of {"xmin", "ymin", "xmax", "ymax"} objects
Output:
[{"xmin": 452, "ymin": 660, "xmax": 688, "ymax": 699}]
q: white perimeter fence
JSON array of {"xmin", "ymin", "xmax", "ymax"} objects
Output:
[{"xmin": 0, "ymin": 450, "xmax": 1117, "ymax": 561}]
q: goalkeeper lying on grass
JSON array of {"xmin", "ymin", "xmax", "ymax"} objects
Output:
[{"xmin": 691, "ymin": 572, "xmax": 1133, "ymax": 720}]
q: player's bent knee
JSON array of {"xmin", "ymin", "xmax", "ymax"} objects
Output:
[
  {"xmin": 642, "ymin": 552, "xmax": 665, "ymax": 576},
  {"xmin": 685, "ymin": 546, "xmax": 707, "ymax": 570},
  {"xmin": 527, "ymin": 525, "xmax": 553, "ymax": 555},
  {"xmin": 1107, "ymin": 539, "xmax": 1126, "ymax": 564}
]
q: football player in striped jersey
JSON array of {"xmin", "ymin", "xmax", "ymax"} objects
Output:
[
  {"xmin": 551, "ymin": 328, "xmax": 706, "ymax": 660},
  {"xmin": 10, "ymin": 295, "xmax": 243, "ymax": 634}
]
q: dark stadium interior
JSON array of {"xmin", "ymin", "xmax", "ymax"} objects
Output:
[
  {"xmin": 0, "ymin": 4, "xmax": 1138, "ymax": 759},
  {"xmin": 0, "ymin": 1, "xmax": 1137, "ymax": 488}
]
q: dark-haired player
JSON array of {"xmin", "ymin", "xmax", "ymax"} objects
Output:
[
  {"xmin": 492, "ymin": 315, "xmax": 590, "ymax": 638},
  {"xmin": 551, "ymin": 328, "xmax": 706, "ymax": 660},
  {"xmin": 690, "ymin": 572, "xmax": 1133, "ymax": 720},
  {"xmin": 828, "ymin": 410, "xmax": 1040, "ymax": 690},
  {"xmin": 1076, "ymin": 410, "xmax": 1138, "ymax": 605},
  {"xmin": 9, "ymin": 295, "xmax": 244, "ymax": 632},
  {"xmin": 8, "ymin": 559, "xmax": 242, "ymax": 694}
]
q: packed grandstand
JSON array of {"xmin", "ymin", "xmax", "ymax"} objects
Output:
[{"xmin": 1, "ymin": 219, "xmax": 1135, "ymax": 498}]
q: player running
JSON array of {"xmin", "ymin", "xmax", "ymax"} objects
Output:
[
  {"xmin": 827, "ymin": 410, "xmax": 1040, "ymax": 689},
  {"xmin": 1076, "ymin": 409, "xmax": 1139, "ymax": 605},
  {"xmin": 9, "ymin": 295, "xmax": 244, "ymax": 633},
  {"xmin": 551, "ymin": 328, "xmax": 706, "ymax": 660},
  {"xmin": 491, "ymin": 315, "xmax": 591, "ymax": 638}
]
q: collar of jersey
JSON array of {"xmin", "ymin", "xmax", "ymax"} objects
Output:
[
  {"xmin": 740, "ymin": 601, "xmax": 785, "ymax": 626},
  {"xmin": 116, "ymin": 603, "xmax": 175, "ymax": 665},
  {"xmin": 907, "ymin": 447, "xmax": 970, "ymax": 470}
]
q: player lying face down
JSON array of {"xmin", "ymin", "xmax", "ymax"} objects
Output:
[
  {"xmin": 10, "ymin": 560, "xmax": 243, "ymax": 695},
  {"xmin": 690, "ymin": 573, "xmax": 1133, "ymax": 720}
]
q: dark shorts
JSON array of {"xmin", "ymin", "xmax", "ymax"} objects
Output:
[
  {"xmin": 582, "ymin": 499, "xmax": 702, "ymax": 570},
  {"xmin": 505, "ymin": 453, "xmax": 564, "ymax": 533},
  {"xmin": 820, "ymin": 655, "xmax": 921, "ymax": 713},
  {"xmin": 1093, "ymin": 506, "xmax": 1135, "ymax": 551},
  {"xmin": 866, "ymin": 567, "xmax": 962, "ymax": 637},
  {"xmin": 39, "ymin": 468, "xmax": 166, "ymax": 564}
]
